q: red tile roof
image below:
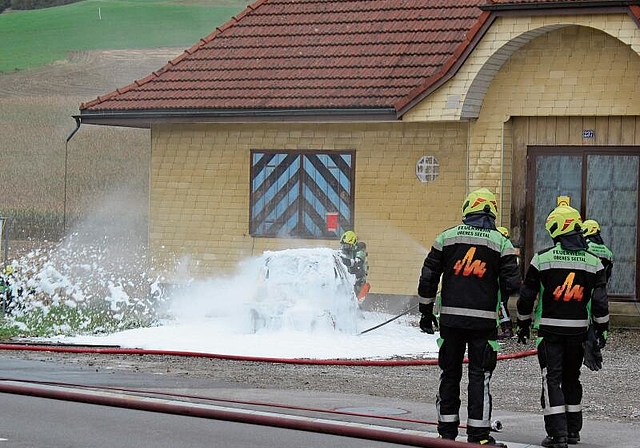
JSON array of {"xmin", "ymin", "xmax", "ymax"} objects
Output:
[{"xmin": 79, "ymin": 0, "xmax": 637, "ymax": 122}]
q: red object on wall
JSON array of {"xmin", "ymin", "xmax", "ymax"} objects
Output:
[{"xmin": 326, "ymin": 212, "xmax": 339, "ymax": 232}]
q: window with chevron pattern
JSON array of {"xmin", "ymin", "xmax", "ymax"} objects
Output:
[{"xmin": 250, "ymin": 150, "xmax": 355, "ymax": 238}]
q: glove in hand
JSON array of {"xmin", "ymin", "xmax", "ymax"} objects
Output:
[
  {"xmin": 516, "ymin": 319, "xmax": 531, "ymax": 344},
  {"xmin": 595, "ymin": 329, "xmax": 608, "ymax": 349},
  {"xmin": 583, "ymin": 326, "xmax": 603, "ymax": 371},
  {"xmin": 419, "ymin": 313, "xmax": 438, "ymax": 334}
]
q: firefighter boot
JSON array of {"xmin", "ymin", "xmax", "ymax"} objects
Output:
[
  {"xmin": 542, "ymin": 435, "xmax": 568, "ymax": 448},
  {"xmin": 567, "ymin": 432, "xmax": 580, "ymax": 444},
  {"xmin": 497, "ymin": 321, "xmax": 514, "ymax": 339},
  {"xmin": 467, "ymin": 435, "xmax": 508, "ymax": 447}
]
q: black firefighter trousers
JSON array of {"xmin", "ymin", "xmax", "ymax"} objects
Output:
[
  {"xmin": 436, "ymin": 325, "xmax": 498, "ymax": 440},
  {"xmin": 537, "ymin": 334, "xmax": 584, "ymax": 438}
]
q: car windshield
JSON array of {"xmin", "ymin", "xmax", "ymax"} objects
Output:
[{"xmin": 262, "ymin": 248, "xmax": 343, "ymax": 284}]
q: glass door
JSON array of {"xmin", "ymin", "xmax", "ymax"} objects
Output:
[
  {"xmin": 527, "ymin": 147, "xmax": 640, "ymax": 300},
  {"xmin": 531, "ymin": 155, "xmax": 583, "ymax": 254},
  {"xmin": 586, "ymin": 155, "xmax": 639, "ymax": 297}
]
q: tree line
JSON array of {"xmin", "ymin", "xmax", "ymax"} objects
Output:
[{"xmin": 1, "ymin": 0, "xmax": 82, "ymax": 14}]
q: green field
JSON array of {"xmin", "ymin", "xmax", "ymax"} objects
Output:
[
  {"xmin": 0, "ymin": 0, "xmax": 246, "ymax": 72},
  {"xmin": 0, "ymin": 0, "xmax": 246, "ymax": 241}
]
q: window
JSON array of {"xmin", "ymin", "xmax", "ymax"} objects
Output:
[
  {"xmin": 250, "ymin": 150, "xmax": 354, "ymax": 238},
  {"xmin": 416, "ymin": 155, "xmax": 439, "ymax": 183}
]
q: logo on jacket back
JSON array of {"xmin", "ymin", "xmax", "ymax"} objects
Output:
[
  {"xmin": 553, "ymin": 272, "xmax": 584, "ymax": 302},
  {"xmin": 453, "ymin": 247, "xmax": 486, "ymax": 278}
]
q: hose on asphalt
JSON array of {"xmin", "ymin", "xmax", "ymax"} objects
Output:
[
  {"xmin": 0, "ymin": 378, "xmax": 490, "ymax": 448},
  {"xmin": 0, "ymin": 344, "xmax": 532, "ymax": 447}
]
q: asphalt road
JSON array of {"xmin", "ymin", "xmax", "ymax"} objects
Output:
[
  {"xmin": 0, "ymin": 358, "xmax": 422, "ymax": 448},
  {"xmin": 1, "ymin": 354, "xmax": 638, "ymax": 448},
  {"xmin": 1, "ymin": 392, "xmax": 419, "ymax": 448}
]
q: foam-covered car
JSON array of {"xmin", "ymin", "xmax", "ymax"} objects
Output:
[{"xmin": 248, "ymin": 247, "xmax": 360, "ymax": 333}]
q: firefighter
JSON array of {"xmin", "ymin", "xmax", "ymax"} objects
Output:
[
  {"xmin": 339, "ymin": 230, "xmax": 369, "ymax": 299},
  {"xmin": 582, "ymin": 219, "xmax": 613, "ymax": 284},
  {"xmin": 517, "ymin": 205, "xmax": 609, "ymax": 448},
  {"xmin": 417, "ymin": 188, "xmax": 521, "ymax": 446},
  {"xmin": 0, "ymin": 265, "xmax": 15, "ymax": 313},
  {"xmin": 496, "ymin": 226, "xmax": 515, "ymax": 339}
]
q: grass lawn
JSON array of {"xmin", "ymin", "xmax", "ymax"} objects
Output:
[{"xmin": 0, "ymin": 0, "xmax": 245, "ymax": 72}]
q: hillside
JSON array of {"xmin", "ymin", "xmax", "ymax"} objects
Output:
[
  {"xmin": 0, "ymin": 0, "xmax": 246, "ymax": 72},
  {"xmin": 0, "ymin": 0, "xmax": 246, "ymax": 241},
  {"xmin": 0, "ymin": 48, "xmax": 186, "ymax": 240}
]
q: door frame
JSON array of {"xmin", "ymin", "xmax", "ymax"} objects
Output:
[{"xmin": 525, "ymin": 145, "xmax": 640, "ymax": 301}]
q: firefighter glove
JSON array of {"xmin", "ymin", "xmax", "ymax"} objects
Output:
[
  {"xmin": 419, "ymin": 313, "xmax": 438, "ymax": 334},
  {"xmin": 583, "ymin": 327, "xmax": 603, "ymax": 371},
  {"xmin": 516, "ymin": 319, "xmax": 531, "ymax": 344}
]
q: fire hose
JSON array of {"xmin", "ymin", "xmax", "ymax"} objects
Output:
[
  {"xmin": 359, "ymin": 304, "xmax": 420, "ymax": 335},
  {"xmin": 0, "ymin": 341, "xmax": 532, "ymax": 446},
  {"xmin": 0, "ymin": 377, "xmax": 504, "ymax": 448}
]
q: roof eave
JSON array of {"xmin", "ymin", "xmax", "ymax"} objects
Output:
[
  {"xmin": 75, "ymin": 108, "xmax": 400, "ymax": 129},
  {"xmin": 480, "ymin": 1, "xmax": 640, "ymax": 12}
]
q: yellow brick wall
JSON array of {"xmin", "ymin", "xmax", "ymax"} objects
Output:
[
  {"xmin": 150, "ymin": 122, "xmax": 468, "ymax": 295},
  {"xmin": 405, "ymin": 14, "xmax": 640, "ymax": 123},
  {"xmin": 473, "ymin": 24, "xmax": 640, "ymax": 229},
  {"xmin": 149, "ymin": 15, "xmax": 640, "ymax": 296},
  {"xmin": 404, "ymin": 14, "xmax": 640, "ymax": 227}
]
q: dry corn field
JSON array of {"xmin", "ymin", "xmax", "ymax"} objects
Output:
[{"xmin": 0, "ymin": 49, "xmax": 183, "ymax": 244}]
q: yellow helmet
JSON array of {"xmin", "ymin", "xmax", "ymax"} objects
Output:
[
  {"xmin": 3, "ymin": 265, "xmax": 13, "ymax": 276},
  {"xmin": 496, "ymin": 226, "xmax": 510, "ymax": 238},
  {"xmin": 582, "ymin": 219, "xmax": 601, "ymax": 237},
  {"xmin": 462, "ymin": 188, "xmax": 498, "ymax": 217},
  {"xmin": 340, "ymin": 230, "xmax": 357, "ymax": 245},
  {"xmin": 545, "ymin": 205, "xmax": 582, "ymax": 239}
]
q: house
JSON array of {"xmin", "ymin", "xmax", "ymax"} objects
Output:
[{"xmin": 76, "ymin": 0, "xmax": 640, "ymax": 306}]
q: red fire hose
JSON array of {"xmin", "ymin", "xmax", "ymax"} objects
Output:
[
  {"xmin": 0, "ymin": 378, "xmax": 482, "ymax": 448},
  {"xmin": 0, "ymin": 343, "xmax": 537, "ymax": 366},
  {"xmin": 0, "ymin": 344, "xmax": 534, "ymax": 447}
]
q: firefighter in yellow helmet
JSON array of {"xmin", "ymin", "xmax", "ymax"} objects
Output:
[
  {"xmin": 517, "ymin": 205, "xmax": 609, "ymax": 448},
  {"xmin": 495, "ymin": 226, "xmax": 515, "ymax": 339},
  {"xmin": 582, "ymin": 219, "xmax": 613, "ymax": 284},
  {"xmin": 496, "ymin": 226, "xmax": 509, "ymax": 238},
  {"xmin": 417, "ymin": 188, "xmax": 520, "ymax": 446},
  {"xmin": 339, "ymin": 231, "xmax": 369, "ymax": 300}
]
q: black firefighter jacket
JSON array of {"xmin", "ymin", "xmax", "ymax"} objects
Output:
[
  {"xmin": 518, "ymin": 242, "xmax": 609, "ymax": 336},
  {"xmin": 418, "ymin": 221, "xmax": 521, "ymax": 330}
]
